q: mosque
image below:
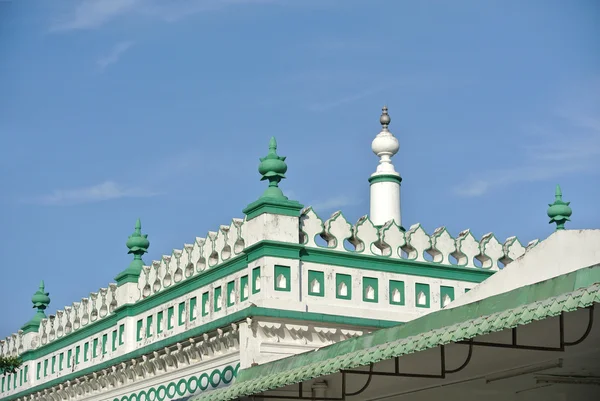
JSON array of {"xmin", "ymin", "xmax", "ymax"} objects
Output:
[{"xmin": 1, "ymin": 108, "xmax": 598, "ymax": 401}]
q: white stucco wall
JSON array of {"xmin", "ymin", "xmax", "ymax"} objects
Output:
[{"xmin": 447, "ymin": 229, "xmax": 600, "ymax": 309}]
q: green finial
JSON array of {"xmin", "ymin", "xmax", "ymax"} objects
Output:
[
  {"xmin": 21, "ymin": 281, "xmax": 51, "ymax": 333},
  {"xmin": 242, "ymin": 137, "xmax": 303, "ymax": 220},
  {"xmin": 547, "ymin": 185, "xmax": 572, "ymax": 231},
  {"xmin": 257, "ymin": 136, "xmax": 288, "ymax": 200},
  {"xmin": 115, "ymin": 219, "xmax": 150, "ymax": 285}
]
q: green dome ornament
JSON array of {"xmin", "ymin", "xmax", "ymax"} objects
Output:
[
  {"xmin": 547, "ymin": 185, "xmax": 572, "ymax": 231},
  {"xmin": 115, "ymin": 219, "xmax": 150, "ymax": 285},
  {"xmin": 258, "ymin": 137, "xmax": 288, "ymax": 200},
  {"xmin": 21, "ymin": 281, "xmax": 51, "ymax": 333},
  {"xmin": 243, "ymin": 137, "xmax": 303, "ymax": 220}
]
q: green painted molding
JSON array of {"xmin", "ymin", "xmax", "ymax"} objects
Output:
[
  {"xmin": 242, "ymin": 198, "xmax": 304, "ymax": 221},
  {"xmin": 111, "ymin": 364, "xmax": 240, "ymax": 401},
  {"xmin": 368, "ymin": 174, "xmax": 402, "ymax": 185},
  {"xmin": 3, "ymin": 306, "xmax": 398, "ymax": 401},
  {"xmin": 15, "ymin": 240, "xmax": 493, "ymax": 364}
]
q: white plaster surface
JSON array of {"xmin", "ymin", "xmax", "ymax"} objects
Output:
[{"xmin": 447, "ymin": 229, "xmax": 600, "ymax": 309}]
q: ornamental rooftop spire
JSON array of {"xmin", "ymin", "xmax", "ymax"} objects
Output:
[
  {"xmin": 547, "ymin": 184, "xmax": 572, "ymax": 231},
  {"xmin": 371, "ymin": 106, "xmax": 400, "ymax": 174},
  {"xmin": 115, "ymin": 219, "xmax": 150, "ymax": 285},
  {"xmin": 21, "ymin": 280, "xmax": 51, "ymax": 333},
  {"xmin": 369, "ymin": 106, "xmax": 403, "ymax": 228},
  {"xmin": 243, "ymin": 137, "xmax": 303, "ymax": 221}
]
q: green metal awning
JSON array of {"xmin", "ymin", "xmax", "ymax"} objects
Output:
[{"xmin": 191, "ymin": 264, "xmax": 600, "ymax": 401}]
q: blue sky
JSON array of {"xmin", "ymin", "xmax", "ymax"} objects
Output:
[{"xmin": 1, "ymin": 0, "xmax": 599, "ymax": 338}]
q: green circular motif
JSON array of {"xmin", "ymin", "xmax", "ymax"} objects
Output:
[
  {"xmin": 130, "ymin": 394, "xmax": 138, "ymax": 401},
  {"xmin": 234, "ymin": 363, "xmax": 240, "ymax": 376},
  {"xmin": 209, "ymin": 369, "xmax": 221, "ymax": 387},
  {"xmin": 138, "ymin": 390, "xmax": 147, "ymax": 401},
  {"xmin": 176, "ymin": 378, "xmax": 187, "ymax": 396},
  {"xmin": 222, "ymin": 366, "xmax": 235, "ymax": 384},
  {"xmin": 157, "ymin": 385, "xmax": 167, "ymax": 401},
  {"xmin": 199, "ymin": 373, "xmax": 210, "ymax": 390},
  {"xmin": 121, "ymin": 396, "xmax": 128, "ymax": 401},
  {"xmin": 187, "ymin": 376, "xmax": 198, "ymax": 393},
  {"xmin": 166, "ymin": 382, "xmax": 177, "ymax": 398},
  {"xmin": 147, "ymin": 387, "xmax": 157, "ymax": 401}
]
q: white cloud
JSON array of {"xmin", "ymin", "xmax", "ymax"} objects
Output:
[
  {"xmin": 455, "ymin": 112, "xmax": 600, "ymax": 197},
  {"xmin": 49, "ymin": 0, "xmax": 287, "ymax": 32},
  {"xmin": 33, "ymin": 181, "xmax": 159, "ymax": 205},
  {"xmin": 97, "ymin": 41, "xmax": 135, "ymax": 71},
  {"xmin": 50, "ymin": 0, "xmax": 140, "ymax": 32}
]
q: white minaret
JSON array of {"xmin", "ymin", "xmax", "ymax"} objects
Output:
[{"xmin": 369, "ymin": 106, "xmax": 402, "ymax": 227}]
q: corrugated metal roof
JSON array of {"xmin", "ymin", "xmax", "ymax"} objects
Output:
[{"xmin": 190, "ymin": 265, "xmax": 600, "ymax": 401}]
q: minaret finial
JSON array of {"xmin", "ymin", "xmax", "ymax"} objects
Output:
[
  {"xmin": 257, "ymin": 136, "xmax": 288, "ymax": 200},
  {"xmin": 547, "ymin": 184, "xmax": 572, "ymax": 231},
  {"xmin": 380, "ymin": 105, "xmax": 390, "ymax": 131},
  {"xmin": 115, "ymin": 219, "xmax": 150, "ymax": 285},
  {"xmin": 21, "ymin": 280, "xmax": 51, "ymax": 332},
  {"xmin": 371, "ymin": 105, "xmax": 399, "ymax": 173}
]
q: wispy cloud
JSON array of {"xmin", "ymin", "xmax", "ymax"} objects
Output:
[
  {"xmin": 97, "ymin": 41, "xmax": 135, "ymax": 71},
  {"xmin": 456, "ymin": 112, "xmax": 600, "ymax": 197},
  {"xmin": 310, "ymin": 195, "xmax": 360, "ymax": 212},
  {"xmin": 50, "ymin": 0, "xmax": 140, "ymax": 32},
  {"xmin": 49, "ymin": 0, "xmax": 286, "ymax": 32},
  {"xmin": 30, "ymin": 181, "xmax": 159, "ymax": 206}
]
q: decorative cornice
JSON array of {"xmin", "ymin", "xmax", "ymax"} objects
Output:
[{"xmin": 5, "ymin": 325, "xmax": 240, "ymax": 401}]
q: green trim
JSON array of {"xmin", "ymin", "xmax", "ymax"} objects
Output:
[
  {"xmin": 189, "ymin": 298, "xmax": 197, "ymax": 322},
  {"xmin": 146, "ymin": 315, "xmax": 153, "ymax": 338},
  {"xmin": 240, "ymin": 275, "xmax": 249, "ymax": 301},
  {"xmin": 389, "ymin": 280, "xmax": 405, "ymax": 305},
  {"xmin": 307, "ymin": 270, "xmax": 325, "ymax": 297},
  {"xmin": 13, "ymin": 240, "xmax": 492, "ymax": 364},
  {"xmin": 227, "ymin": 281, "xmax": 236, "ymax": 307},
  {"xmin": 202, "ymin": 292, "xmax": 209, "ymax": 317},
  {"xmin": 157, "ymin": 311, "xmax": 164, "ymax": 334},
  {"xmin": 2, "ymin": 306, "xmax": 397, "ymax": 401},
  {"xmin": 178, "ymin": 302, "xmax": 186, "ymax": 326},
  {"xmin": 243, "ymin": 198, "xmax": 304, "ymax": 220},
  {"xmin": 335, "ymin": 274, "xmax": 352, "ymax": 300},
  {"xmin": 415, "ymin": 283, "xmax": 430, "ymax": 308},
  {"xmin": 252, "ymin": 267, "xmax": 261, "ymax": 294},
  {"xmin": 440, "ymin": 286, "xmax": 455, "ymax": 307},
  {"xmin": 167, "ymin": 307, "xmax": 174, "ymax": 330},
  {"xmin": 274, "ymin": 265, "xmax": 291, "ymax": 292},
  {"xmin": 362, "ymin": 277, "xmax": 378, "ymax": 303},
  {"xmin": 214, "ymin": 287, "xmax": 222, "ymax": 312},
  {"xmin": 368, "ymin": 174, "xmax": 402, "ymax": 185},
  {"xmin": 112, "ymin": 364, "xmax": 240, "ymax": 401}
]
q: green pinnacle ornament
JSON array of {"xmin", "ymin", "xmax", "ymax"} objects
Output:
[
  {"xmin": 115, "ymin": 219, "xmax": 150, "ymax": 285},
  {"xmin": 547, "ymin": 185, "xmax": 572, "ymax": 231},
  {"xmin": 242, "ymin": 137, "xmax": 303, "ymax": 220},
  {"xmin": 21, "ymin": 281, "xmax": 51, "ymax": 332},
  {"xmin": 258, "ymin": 137, "xmax": 288, "ymax": 200}
]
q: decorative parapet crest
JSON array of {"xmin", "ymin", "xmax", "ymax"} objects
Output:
[
  {"xmin": 0, "ymin": 284, "xmax": 119, "ymax": 358},
  {"xmin": 300, "ymin": 207, "xmax": 538, "ymax": 271},
  {"xmin": 137, "ymin": 218, "xmax": 247, "ymax": 301}
]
